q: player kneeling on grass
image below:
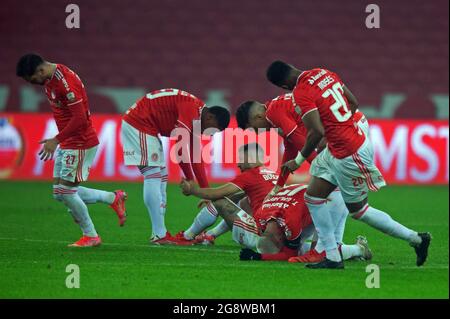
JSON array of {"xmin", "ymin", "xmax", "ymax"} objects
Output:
[
  {"xmin": 16, "ymin": 54, "xmax": 127, "ymax": 247},
  {"xmin": 180, "ymin": 144, "xmax": 370, "ymax": 262},
  {"xmin": 121, "ymin": 88, "xmax": 230, "ymax": 244}
]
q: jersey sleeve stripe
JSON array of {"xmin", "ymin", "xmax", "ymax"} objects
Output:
[
  {"xmin": 300, "ymin": 108, "xmax": 318, "ymax": 119},
  {"xmin": 228, "ymin": 182, "xmax": 244, "ymax": 192},
  {"xmin": 176, "ymin": 120, "xmax": 192, "ymax": 133},
  {"xmin": 67, "ymin": 99, "xmax": 83, "ymax": 106},
  {"xmin": 285, "ymin": 125, "xmax": 298, "ymax": 138}
]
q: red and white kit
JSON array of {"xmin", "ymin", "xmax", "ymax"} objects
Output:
[
  {"xmin": 232, "ymin": 184, "xmax": 313, "ymax": 250},
  {"xmin": 292, "ymin": 68, "xmax": 385, "ymax": 202},
  {"xmin": 265, "ymin": 93, "xmax": 317, "ymax": 186},
  {"xmin": 229, "ymin": 166, "xmax": 279, "ymax": 214},
  {"xmin": 44, "ymin": 64, "xmax": 99, "ymax": 182},
  {"xmin": 122, "ymin": 88, "xmax": 208, "ymax": 186}
]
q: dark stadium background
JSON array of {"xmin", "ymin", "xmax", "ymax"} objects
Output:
[{"xmin": 0, "ymin": 0, "xmax": 448, "ymax": 184}]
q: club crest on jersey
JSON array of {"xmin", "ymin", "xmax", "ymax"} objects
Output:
[
  {"xmin": 66, "ymin": 92, "xmax": 76, "ymax": 101},
  {"xmin": 151, "ymin": 153, "xmax": 159, "ymax": 162}
]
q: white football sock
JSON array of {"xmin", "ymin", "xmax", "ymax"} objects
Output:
[
  {"xmin": 77, "ymin": 186, "xmax": 115, "ymax": 205},
  {"xmin": 327, "ymin": 191, "xmax": 349, "ymax": 244},
  {"xmin": 353, "ymin": 205, "xmax": 422, "ymax": 245},
  {"xmin": 340, "ymin": 244, "xmax": 363, "ymax": 260},
  {"xmin": 184, "ymin": 203, "xmax": 218, "ymax": 240},
  {"xmin": 141, "ymin": 166, "xmax": 167, "ymax": 238},
  {"xmin": 58, "ymin": 185, "xmax": 98, "ymax": 237},
  {"xmin": 305, "ymin": 194, "xmax": 341, "ymax": 262},
  {"xmin": 206, "ymin": 219, "xmax": 230, "ymax": 238},
  {"xmin": 160, "ymin": 167, "xmax": 168, "ymax": 217}
]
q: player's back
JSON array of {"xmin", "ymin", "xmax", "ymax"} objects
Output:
[
  {"xmin": 255, "ymin": 184, "xmax": 312, "ymax": 239},
  {"xmin": 123, "ymin": 88, "xmax": 205, "ymax": 136},
  {"xmin": 265, "ymin": 93, "xmax": 307, "ymax": 138},
  {"xmin": 293, "ymin": 68, "xmax": 365, "ymax": 158}
]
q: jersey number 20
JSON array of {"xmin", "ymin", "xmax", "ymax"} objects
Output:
[{"xmin": 322, "ymin": 83, "xmax": 352, "ymax": 122}]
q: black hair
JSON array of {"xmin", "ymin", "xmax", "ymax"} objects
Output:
[
  {"xmin": 16, "ymin": 53, "xmax": 44, "ymax": 77},
  {"xmin": 208, "ymin": 106, "xmax": 230, "ymax": 131},
  {"xmin": 235, "ymin": 101, "xmax": 257, "ymax": 130},
  {"xmin": 266, "ymin": 60, "xmax": 294, "ymax": 87},
  {"xmin": 240, "ymin": 142, "xmax": 263, "ymax": 153}
]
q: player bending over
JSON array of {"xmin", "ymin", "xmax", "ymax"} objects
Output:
[
  {"xmin": 16, "ymin": 54, "xmax": 127, "ymax": 247},
  {"xmin": 121, "ymin": 88, "xmax": 230, "ymax": 244},
  {"xmin": 266, "ymin": 61, "xmax": 431, "ymax": 268}
]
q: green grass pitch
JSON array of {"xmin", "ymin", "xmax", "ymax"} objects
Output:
[{"xmin": 0, "ymin": 181, "xmax": 448, "ymax": 298}]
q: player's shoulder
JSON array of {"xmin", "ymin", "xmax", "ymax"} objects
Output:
[
  {"xmin": 266, "ymin": 93, "xmax": 293, "ymax": 116},
  {"xmin": 53, "ymin": 64, "xmax": 82, "ymax": 90}
]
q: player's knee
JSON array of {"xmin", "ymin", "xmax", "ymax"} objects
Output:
[{"xmin": 212, "ymin": 198, "xmax": 233, "ymax": 214}]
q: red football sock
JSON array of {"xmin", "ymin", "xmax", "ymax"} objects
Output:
[{"xmin": 261, "ymin": 246, "xmax": 297, "ymax": 261}]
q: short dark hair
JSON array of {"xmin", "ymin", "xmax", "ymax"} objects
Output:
[
  {"xmin": 240, "ymin": 142, "xmax": 263, "ymax": 154},
  {"xmin": 208, "ymin": 106, "xmax": 230, "ymax": 131},
  {"xmin": 235, "ymin": 101, "xmax": 256, "ymax": 130},
  {"xmin": 266, "ymin": 60, "xmax": 293, "ymax": 87},
  {"xmin": 16, "ymin": 53, "xmax": 44, "ymax": 77}
]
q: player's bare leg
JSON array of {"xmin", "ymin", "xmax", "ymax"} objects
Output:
[
  {"xmin": 53, "ymin": 178, "xmax": 101, "ymax": 247},
  {"xmin": 346, "ymin": 198, "xmax": 431, "ymax": 266},
  {"xmin": 303, "ymin": 176, "xmax": 344, "ymax": 269}
]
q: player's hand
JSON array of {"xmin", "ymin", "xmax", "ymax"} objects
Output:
[
  {"xmin": 38, "ymin": 138, "xmax": 59, "ymax": 161},
  {"xmin": 281, "ymin": 159, "xmax": 301, "ymax": 173},
  {"xmin": 197, "ymin": 199, "xmax": 210, "ymax": 209},
  {"xmin": 239, "ymin": 248, "xmax": 262, "ymax": 261},
  {"xmin": 180, "ymin": 178, "xmax": 196, "ymax": 196},
  {"xmin": 264, "ymin": 185, "xmax": 280, "ymax": 202}
]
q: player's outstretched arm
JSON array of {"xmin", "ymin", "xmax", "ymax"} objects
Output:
[{"xmin": 180, "ymin": 180, "xmax": 241, "ymax": 200}]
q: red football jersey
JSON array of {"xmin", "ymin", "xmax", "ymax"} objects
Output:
[
  {"xmin": 123, "ymin": 88, "xmax": 205, "ymax": 137},
  {"xmin": 265, "ymin": 93, "xmax": 307, "ymax": 139},
  {"xmin": 44, "ymin": 64, "xmax": 99, "ymax": 149},
  {"xmin": 292, "ymin": 68, "xmax": 365, "ymax": 159},
  {"xmin": 265, "ymin": 94, "xmax": 317, "ymax": 187},
  {"xmin": 254, "ymin": 184, "xmax": 312, "ymax": 241},
  {"xmin": 229, "ymin": 166, "xmax": 278, "ymax": 213}
]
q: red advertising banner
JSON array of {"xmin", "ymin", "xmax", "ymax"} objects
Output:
[{"xmin": 0, "ymin": 113, "xmax": 448, "ymax": 185}]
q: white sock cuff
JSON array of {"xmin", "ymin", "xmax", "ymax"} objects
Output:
[
  {"xmin": 206, "ymin": 202, "xmax": 218, "ymax": 216},
  {"xmin": 56, "ymin": 184, "xmax": 78, "ymax": 195},
  {"xmin": 140, "ymin": 166, "xmax": 162, "ymax": 179},
  {"xmin": 304, "ymin": 194, "xmax": 328, "ymax": 206},
  {"xmin": 351, "ymin": 204, "xmax": 369, "ymax": 219}
]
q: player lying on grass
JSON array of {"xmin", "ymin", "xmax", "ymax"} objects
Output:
[
  {"xmin": 121, "ymin": 88, "xmax": 230, "ymax": 244},
  {"xmin": 266, "ymin": 60, "xmax": 431, "ymax": 268},
  {"xmin": 16, "ymin": 53, "xmax": 127, "ymax": 247},
  {"xmin": 179, "ymin": 143, "xmax": 370, "ymax": 262}
]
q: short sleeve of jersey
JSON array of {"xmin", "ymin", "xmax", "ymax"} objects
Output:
[
  {"xmin": 229, "ymin": 169, "xmax": 253, "ymax": 192},
  {"xmin": 292, "ymin": 85, "xmax": 317, "ymax": 118},
  {"xmin": 58, "ymin": 71, "xmax": 84, "ymax": 107},
  {"xmin": 176, "ymin": 101, "xmax": 203, "ymax": 133},
  {"xmin": 266, "ymin": 103, "xmax": 298, "ymax": 138}
]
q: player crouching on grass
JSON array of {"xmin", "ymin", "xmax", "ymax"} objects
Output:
[
  {"xmin": 180, "ymin": 143, "xmax": 371, "ymax": 262},
  {"xmin": 16, "ymin": 53, "xmax": 127, "ymax": 247},
  {"xmin": 121, "ymin": 88, "xmax": 230, "ymax": 244}
]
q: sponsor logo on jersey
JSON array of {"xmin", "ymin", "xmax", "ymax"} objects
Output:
[
  {"xmin": 66, "ymin": 92, "xmax": 75, "ymax": 101},
  {"xmin": 307, "ymin": 69, "xmax": 327, "ymax": 85}
]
